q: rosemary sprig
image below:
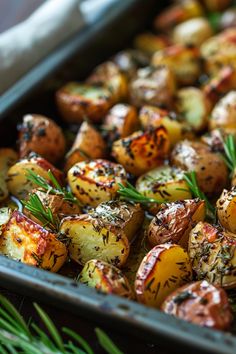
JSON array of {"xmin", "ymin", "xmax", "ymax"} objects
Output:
[
  {"xmin": 0, "ymin": 294, "xmax": 123, "ymax": 354},
  {"xmin": 222, "ymin": 135, "xmax": 236, "ymax": 174},
  {"xmin": 117, "ymin": 182, "xmax": 163, "ymax": 205},
  {"xmin": 26, "ymin": 169, "xmax": 82, "ymax": 207}
]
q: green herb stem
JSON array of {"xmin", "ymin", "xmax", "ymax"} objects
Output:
[{"xmin": 117, "ymin": 182, "xmax": 163, "ymax": 205}]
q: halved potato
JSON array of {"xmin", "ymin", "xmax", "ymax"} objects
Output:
[
  {"xmin": 7, "ymin": 155, "xmax": 63, "ymax": 200},
  {"xmin": 64, "ymin": 121, "xmax": 107, "ymax": 172},
  {"xmin": 113, "ymin": 49, "xmax": 149, "ymax": 79},
  {"xmin": 60, "ymin": 213, "xmax": 130, "ymax": 267},
  {"xmin": 18, "ymin": 114, "xmax": 66, "ymax": 164},
  {"xmin": 209, "ymin": 91, "xmax": 236, "ymax": 132},
  {"xmin": 217, "ymin": 188, "xmax": 236, "ymax": 233},
  {"xmin": 0, "ymin": 210, "xmax": 67, "ymax": 272},
  {"xmin": 67, "ymin": 159, "xmax": 127, "ymax": 207},
  {"xmin": 112, "ymin": 127, "xmax": 170, "ymax": 177},
  {"xmin": 134, "ymin": 33, "xmax": 170, "ymax": 56},
  {"xmin": 135, "ymin": 244, "xmax": 192, "ymax": 308},
  {"xmin": 148, "ymin": 199, "xmax": 206, "ymax": 248},
  {"xmin": 0, "ymin": 148, "xmax": 18, "ymax": 202},
  {"xmin": 79, "ymin": 259, "xmax": 134, "ymax": 299},
  {"xmin": 189, "ymin": 221, "xmax": 236, "ymax": 288}
]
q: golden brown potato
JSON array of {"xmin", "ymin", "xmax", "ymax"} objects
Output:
[
  {"xmin": 79, "ymin": 259, "xmax": 134, "ymax": 299},
  {"xmin": 152, "ymin": 44, "xmax": 201, "ymax": 86},
  {"xmin": 112, "ymin": 127, "xmax": 170, "ymax": 177},
  {"xmin": 171, "ymin": 140, "xmax": 228, "ymax": 196},
  {"xmin": 60, "ymin": 213, "xmax": 130, "ymax": 267},
  {"xmin": 161, "ymin": 280, "xmax": 233, "ymax": 330},
  {"xmin": 148, "ymin": 199, "xmax": 206, "ymax": 248},
  {"xmin": 172, "ymin": 17, "xmax": 213, "ymax": 47},
  {"xmin": 67, "ymin": 159, "xmax": 127, "ymax": 207},
  {"xmin": 202, "ymin": 0, "xmax": 231, "ymax": 11},
  {"xmin": 56, "ymin": 82, "xmax": 113, "ymax": 124},
  {"xmin": 201, "ymin": 128, "xmax": 228, "ymax": 153},
  {"xmin": 0, "ymin": 210, "xmax": 67, "ymax": 272},
  {"xmin": 176, "ymin": 87, "xmax": 212, "ymax": 132},
  {"xmin": 129, "ymin": 66, "xmax": 176, "ymax": 109},
  {"xmin": 7, "ymin": 155, "xmax": 63, "ymax": 200},
  {"xmin": 209, "ymin": 91, "xmax": 236, "ymax": 132},
  {"xmin": 0, "ymin": 148, "xmax": 18, "ymax": 202},
  {"xmin": 133, "ymin": 33, "xmax": 170, "ymax": 56},
  {"xmin": 113, "ymin": 49, "xmax": 149, "ymax": 79},
  {"xmin": 64, "ymin": 121, "xmax": 107, "ymax": 172},
  {"xmin": 135, "ymin": 244, "xmax": 192, "ymax": 308},
  {"xmin": 189, "ymin": 221, "xmax": 236, "ymax": 288},
  {"xmin": 18, "ymin": 114, "xmax": 66, "ymax": 164},
  {"xmin": 217, "ymin": 187, "xmax": 236, "ymax": 233}
]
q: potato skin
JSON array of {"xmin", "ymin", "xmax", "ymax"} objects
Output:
[
  {"xmin": 135, "ymin": 244, "xmax": 192, "ymax": 308},
  {"xmin": 0, "ymin": 148, "xmax": 18, "ymax": 202},
  {"xmin": 68, "ymin": 159, "xmax": 127, "ymax": 207},
  {"xmin": 171, "ymin": 140, "xmax": 228, "ymax": 196},
  {"xmin": 189, "ymin": 222, "xmax": 236, "ymax": 288},
  {"xmin": 148, "ymin": 199, "xmax": 206, "ymax": 248},
  {"xmin": 112, "ymin": 127, "xmax": 170, "ymax": 177},
  {"xmin": 18, "ymin": 114, "xmax": 66, "ymax": 164},
  {"xmin": 217, "ymin": 188, "xmax": 236, "ymax": 233},
  {"xmin": 134, "ymin": 33, "xmax": 170, "ymax": 56},
  {"xmin": 161, "ymin": 280, "xmax": 233, "ymax": 330},
  {"xmin": 209, "ymin": 91, "xmax": 236, "ymax": 132},
  {"xmin": 0, "ymin": 210, "xmax": 67, "ymax": 272},
  {"xmin": 79, "ymin": 259, "xmax": 134, "ymax": 299}
]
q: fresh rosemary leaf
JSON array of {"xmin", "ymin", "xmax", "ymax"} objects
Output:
[
  {"xmin": 117, "ymin": 182, "xmax": 163, "ymax": 205},
  {"xmin": 222, "ymin": 135, "xmax": 236, "ymax": 174},
  {"xmin": 63, "ymin": 328, "xmax": 94, "ymax": 354},
  {"xmin": 95, "ymin": 328, "xmax": 124, "ymax": 354}
]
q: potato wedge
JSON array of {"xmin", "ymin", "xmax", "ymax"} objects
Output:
[
  {"xmin": 135, "ymin": 244, "xmax": 192, "ymax": 308},
  {"xmin": 18, "ymin": 114, "xmax": 66, "ymax": 164},
  {"xmin": 60, "ymin": 214, "xmax": 130, "ymax": 267},
  {"xmin": 217, "ymin": 187, "xmax": 236, "ymax": 233},
  {"xmin": 171, "ymin": 140, "xmax": 228, "ymax": 196},
  {"xmin": 189, "ymin": 221, "xmax": 236, "ymax": 288},
  {"xmin": 162, "ymin": 280, "xmax": 233, "ymax": 330},
  {"xmin": 209, "ymin": 91, "xmax": 236, "ymax": 132},
  {"xmin": 0, "ymin": 148, "xmax": 18, "ymax": 202},
  {"xmin": 148, "ymin": 199, "xmax": 206, "ymax": 248},
  {"xmin": 134, "ymin": 33, "xmax": 170, "ymax": 56},
  {"xmin": 112, "ymin": 127, "xmax": 170, "ymax": 177},
  {"xmin": 0, "ymin": 210, "xmax": 67, "ymax": 272},
  {"xmin": 67, "ymin": 159, "xmax": 127, "ymax": 207},
  {"xmin": 79, "ymin": 259, "xmax": 134, "ymax": 299}
]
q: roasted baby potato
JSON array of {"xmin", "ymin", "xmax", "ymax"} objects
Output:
[
  {"xmin": 201, "ymin": 128, "xmax": 227, "ymax": 153},
  {"xmin": 0, "ymin": 148, "xmax": 18, "ymax": 202},
  {"xmin": 134, "ymin": 33, "xmax": 170, "ymax": 56},
  {"xmin": 172, "ymin": 17, "xmax": 213, "ymax": 47},
  {"xmin": 217, "ymin": 187, "xmax": 236, "ymax": 233},
  {"xmin": 152, "ymin": 44, "xmax": 201, "ymax": 86},
  {"xmin": 189, "ymin": 221, "xmax": 236, "ymax": 288},
  {"xmin": 148, "ymin": 199, "xmax": 206, "ymax": 248},
  {"xmin": 113, "ymin": 49, "xmax": 149, "ymax": 79},
  {"xmin": 79, "ymin": 259, "xmax": 134, "ymax": 299},
  {"xmin": 60, "ymin": 213, "xmax": 130, "ymax": 267},
  {"xmin": 64, "ymin": 121, "xmax": 107, "ymax": 172},
  {"xmin": 67, "ymin": 159, "xmax": 127, "ymax": 207},
  {"xmin": 112, "ymin": 127, "xmax": 170, "ymax": 177},
  {"xmin": 7, "ymin": 155, "xmax": 63, "ymax": 200},
  {"xmin": 18, "ymin": 114, "xmax": 66, "ymax": 164},
  {"xmin": 162, "ymin": 280, "xmax": 233, "ymax": 330},
  {"xmin": 0, "ymin": 210, "xmax": 67, "ymax": 272},
  {"xmin": 176, "ymin": 87, "xmax": 212, "ymax": 132},
  {"xmin": 209, "ymin": 91, "xmax": 236, "ymax": 132},
  {"xmin": 56, "ymin": 82, "xmax": 113, "ymax": 124},
  {"xmin": 171, "ymin": 140, "xmax": 228, "ymax": 196},
  {"xmin": 135, "ymin": 244, "xmax": 192, "ymax": 308},
  {"xmin": 129, "ymin": 66, "xmax": 176, "ymax": 109}
]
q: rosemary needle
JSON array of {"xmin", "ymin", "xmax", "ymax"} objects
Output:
[
  {"xmin": 117, "ymin": 182, "xmax": 163, "ymax": 205},
  {"xmin": 222, "ymin": 135, "xmax": 236, "ymax": 174}
]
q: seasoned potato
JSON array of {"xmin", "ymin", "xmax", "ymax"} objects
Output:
[
  {"xmin": 67, "ymin": 159, "xmax": 127, "ymax": 207},
  {"xmin": 87, "ymin": 61, "xmax": 128, "ymax": 103},
  {"xmin": 209, "ymin": 91, "xmax": 236, "ymax": 132},
  {"xmin": 217, "ymin": 187, "xmax": 236, "ymax": 233},
  {"xmin": 0, "ymin": 208, "xmax": 12, "ymax": 234},
  {"xmin": 135, "ymin": 244, "xmax": 192, "ymax": 308},
  {"xmin": 139, "ymin": 106, "xmax": 193, "ymax": 146},
  {"xmin": 202, "ymin": 0, "xmax": 231, "ymax": 12},
  {"xmin": 0, "ymin": 210, "xmax": 67, "ymax": 272},
  {"xmin": 0, "ymin": 148, "xmax": 18, "ymax": 202},
  {"xmin": 173, "ymin": 18, "xmax": 213, "ymax": 47},
  {"xmin": 171, "ymin": 140, "xmax": 228, "ymax": 196},
  {"xmin": 56, "ymin": 82, "xmax": 113, "ymax": 124},
  {"xmin": 176, "ymin": 87, "xmax": 212, "ymax": 131},
  {"xmin": 148, "ymin": 199, "xmax": 206, "ymax": 248},
  {"xmin": 101, "ymin": 104, "xmax": 140, "ymax": 144},
  {"xmin": 112, "ymin": 127, "xmax": 170, "ymax": 177},
  {"xmin": 189, "ymin": 221, "xmax": 236, "ymax": 288},
  {"xmin": 162, "ymin": 280, "xmax": 233, "ymax": 330},
  {"xmin": 113, "ymin": 49, "xmax": 149, "ymax": 79},
  {"xmin": 18, "ymin": 114, "xmax": 66, "ymax": 164},
  {"xmin": 7, "ymin": 155, "xmax": 63, "ymax": 200},
  {"xmin": 134, "ymin": 33, "xmax": 170, "ymax": 56},
  {"xmin": 136, "ymin": 166, "xmax": 192, "ymax": 208},
  {"xmin": 220, "ymin": 8, "xmax": 236, "ymax": 31},
  {"xmin": 129, "ymin": 66, "xmax": 176, "ymax": 109},
  {"xmin": 60, "ymin": 213, "xmax": 130, "ymax": 267},
  {"xmin": 201, "ymin": 128, "xmax": 228, "ymax": 153},
  {"xmin": 79, "ymin": 259, "xmax": 134, "ymax": 299},
  {"xmin": 64, "ymin": 122, "xmax": 107, "ymax": 172},
  {"xmin": 152, "ymin": 44, "xmax": 201, "ymax": 85}
]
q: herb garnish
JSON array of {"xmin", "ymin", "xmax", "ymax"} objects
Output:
[
  {"xmin": 222, "ymin": 135, "xmax": 236, "ymax": 175},
  {"xmin": 117, "ymin": 182, "xmax": 164, "ymax": 205}
]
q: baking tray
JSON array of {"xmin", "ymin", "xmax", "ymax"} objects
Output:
[{"xmin": 0, "ymin": 0, "xmax": 236, "ymax": 353}]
